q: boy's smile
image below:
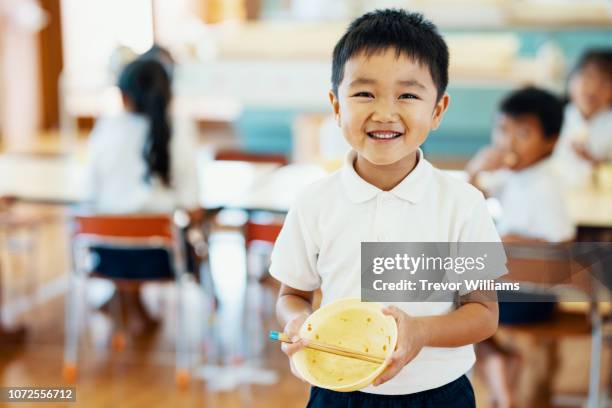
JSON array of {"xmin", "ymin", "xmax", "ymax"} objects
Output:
[{"xmin": 329, "ymin": 48, "xmax": 449, "ymax": 188}]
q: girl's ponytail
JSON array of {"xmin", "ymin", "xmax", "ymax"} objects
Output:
[{"xmin": 118, "ymin": 59, "xmax": 172, "ymax": 186}]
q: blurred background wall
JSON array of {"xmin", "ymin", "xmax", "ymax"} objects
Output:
[{"xmin": 0, "ymin": 0, "xmax": 610, "ymax": 161}]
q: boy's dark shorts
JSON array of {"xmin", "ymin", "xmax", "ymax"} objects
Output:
[{"xmin": 306, "ymin": 374, "xmax": 475, "ymax": 408}]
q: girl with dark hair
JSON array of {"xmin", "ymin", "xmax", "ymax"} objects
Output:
[
  {"xmin": 86, "ymin": 58, "xmax": 201, "ymax": 332},
  {"xmin": 88, "ymin": 58, "xmax": 199, "ymax": 213}
]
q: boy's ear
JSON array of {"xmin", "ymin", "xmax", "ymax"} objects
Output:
[
  {"xmin": 431, "ymin": 93, "xmax": 450, "ymax": 130},
  {"xmin": 329, "ymin": 90, "xmax": 341, "ymax": 125}
]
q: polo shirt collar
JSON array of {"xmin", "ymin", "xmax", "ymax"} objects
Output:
[{"xmin": 341, "ymin": 149, "xmax": 433, "ymax": 204}]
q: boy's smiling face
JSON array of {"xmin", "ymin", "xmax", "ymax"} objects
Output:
[{"xmin": 329, "ymin": 47, "xmax": 449, "ymax": 171}]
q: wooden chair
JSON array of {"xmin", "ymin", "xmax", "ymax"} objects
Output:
[
  {"xmin": 214, "ymin": 149, "xmax": 288, "ymax": 166},
  {"xmin": 63, "ymin": 213, "xmax": 193, "ymax": 388},
  {"xmin": 496, "ymin": 243, "xmax": 607, "ymax": 407}
]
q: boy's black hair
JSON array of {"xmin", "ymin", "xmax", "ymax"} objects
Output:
[
  {"xmin": 500, "ymin": 87, "xmax": 564, "ymax": 139},
  {"xmin": 571, "ymin": 48, "xmax": 612, "ymax": 78},
  {"xmin": 331, "ymin": 9, "xmax": 449, "ymax": 100}
]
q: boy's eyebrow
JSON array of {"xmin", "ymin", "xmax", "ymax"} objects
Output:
[
  {"xmin": 397, "ymin": 79, "xmax": 427, "ymax": 89},
  {"xmin": 348, "ymin": 77, "xmax": 427, "ymax": 89},
  {"xmin": 349, "ymin": 77, "xmax": 377, "ymax": 87}
]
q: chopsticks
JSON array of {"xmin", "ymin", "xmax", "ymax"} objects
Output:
[{"xmin": 269, "ymin": 331, "xmax": 385, "ymax": 365}]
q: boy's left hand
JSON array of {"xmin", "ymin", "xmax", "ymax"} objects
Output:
[{"xmin": 373, "ymin": 306, "xmax": 429, "ymax": 387}]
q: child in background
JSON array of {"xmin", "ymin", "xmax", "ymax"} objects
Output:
[
  {"xmin": 467, "ymin": 87, "xmax": 575, "ymax": 243},
  {"xmin": 553, "ymin": 49, "xmax": 612, "ymax": 187},
  {"xmin": 88, "ymin": 58, "xmax": 200, "ymax": 214},
  {"xmin": 467, "ymin": 87, "xmax": 575, "ymax": 408},
  {"xmin": 87, "ymin": 58, "xmax": 201, "ymax": 332},
  {"xmin": 272, "ymin": 9, "xmax": 503, "ymax": 407}
]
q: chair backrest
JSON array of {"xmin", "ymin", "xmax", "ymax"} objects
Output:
[
  {"xmin": 73, "ymin": 214, "xmax": 174, "ymax": 242},
  {"xmin": 244, "ymin": 219, "xmax": 283, "ymax": 246},
  {"xmin": 502, "ymin": 242, "xmax": 599, "ymax": 299},
  {"xmin": 71, "ymin": 213, "xmax": 185, "ymax": 281},
  {"xmin": 214, "ymin": 149, "xmax": 289, "ymax": 166}
]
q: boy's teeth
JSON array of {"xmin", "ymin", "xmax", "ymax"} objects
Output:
[{"xmin": 369, "ymin": 132, "xmax": 401, "ymax": 139}]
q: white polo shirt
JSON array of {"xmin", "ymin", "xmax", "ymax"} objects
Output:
[
  {"xmin": 494, "ymin": 158, "xmax": 575, "ymax": 242},
  {"xmin": 270, "ymin": 149, "xmax": 503, "ymax": 395},
  {"xmin": 86, "ymin": 112, "xmax": 200, "ymax": 214}
]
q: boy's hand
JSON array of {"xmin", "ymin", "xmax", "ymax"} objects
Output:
[
  {"xmin": 466, "ymin": 147, "xmax": 508, "ymax": 177},
  {"xmin": 281, "ymin": 313, "xmax": 310, "ymax": 381},
  {"xmin": 373, "ymin": 306, "xmax": 429, "ymax": 387}
]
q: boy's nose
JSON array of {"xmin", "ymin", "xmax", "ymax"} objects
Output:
[{"xmin": 371, "ymin": 100, "xmax": 399, "ymax": 122}]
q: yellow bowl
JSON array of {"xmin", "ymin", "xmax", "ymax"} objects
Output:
[{"xmin": 292, "ymin": 298, "xmax": 398, "ymax": 392}]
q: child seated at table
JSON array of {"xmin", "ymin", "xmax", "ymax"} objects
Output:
[
  {"xmin": 86, "ymin": 58, "xmax": 202, "ymax": 333},
  {"xmin": 553, "ymin": 49, "xmax": 612, "ymax": 187},
  {"xmin": 467, "ymin": 86, "xmax": 576, "ymax": 408}
]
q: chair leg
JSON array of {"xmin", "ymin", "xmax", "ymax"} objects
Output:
[
  {"xmin": 587, "ymin": 301, "xmax": 603, "ymax": 408},
  {"xmin": 199, "ymin": 260, "xmax": 219, "ymax": 365},
  {"xmin": 63, "ymin": 272, "xmax": 85, "ymax": 382},
  {"xmin": 176, "ymin": 275, "xmax": 190, "ymax": 389},
  {"xmin": 109, "ymin": 290, "xmax": 126, "ymax": 352}
]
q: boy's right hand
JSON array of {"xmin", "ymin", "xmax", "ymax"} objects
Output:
[
  {"xmin": 281, "ymin": 313, "xmax": 310, "ymax": 381},
  {"xmin": 466, "ymin": 146, "xmax": 510, "ymax": 177}
]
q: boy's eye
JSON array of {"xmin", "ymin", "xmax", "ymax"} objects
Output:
[
  {"xmin": 399, "ymin": 93, "xmax": 418, "ymax": 100},
  {"xmin": 352, "ymin": 91, "xmax": 374, "ymax": 98}
]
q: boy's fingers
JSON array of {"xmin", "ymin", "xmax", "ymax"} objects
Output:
[
  {"xmin": 373, "ymin": 362, "xmax": 402, "ymax": 386},
  {"xmin": 281, "ymin": 338, "xmax": 307, "ymax": 356},
  {"xmin": 382, "ymin": 306, "xmax": 404, "ymax": 322}
]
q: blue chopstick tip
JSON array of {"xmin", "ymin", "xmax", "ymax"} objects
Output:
[{"xmin": 269, "ymin": 331, "xmax": 280, "ymax": 341}]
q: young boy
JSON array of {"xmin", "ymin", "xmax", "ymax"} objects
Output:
[
  {"xmin": 271, "ymin": 9, "xmax": 502, "ymax": 407},
  {"xmin": 467, "ymin": 87, "xmax": 575, "ymax": 243},
  {"xmin": 466, "ymin": 87, "xmax": 575, "ymax": 408},
  {"xmin": 553, "ymin": 49, "xmax": 612, "ymax": 187}
]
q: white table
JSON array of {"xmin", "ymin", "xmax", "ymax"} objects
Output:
[
  {"xmin": 2, "ymin": 154, "xmax": 611, "ymax": 229},
  {"xmin": 566, "ymin": 187, "xmax": 612, "ymax": 229},
  {"xmin": 0, "ymin": 154, "xmax": 86, "ymax": 204},
  {"xmin": 0, "ymin": 153, "xmax": 280, "ymax": 209}
]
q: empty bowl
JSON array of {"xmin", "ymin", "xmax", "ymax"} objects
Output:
[{"xmin": 292, "ymin": 298, "xmax": 398, "ymax": 392}]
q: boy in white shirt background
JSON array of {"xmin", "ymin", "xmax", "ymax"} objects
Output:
[
  {"xmin": 467, "ymin": 86, "xmax": 575, "ymax": 244},
  {"xmin": 553, "ymin": 49, "xmax": 612, "ymax": 187},
  {"xmin": 271, "ymin": 9, "xmax": 503, "ymax": 408},
  {"xmin": 467, "ymin": 86, "xmax": 576, "ymax": 408}
]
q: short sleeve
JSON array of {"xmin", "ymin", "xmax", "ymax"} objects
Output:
[
  {"xmin": 460, "ymin": 194, "xmax": 503, "ymax": 243},
  {"xmin": 269, "ymin": 203, "xmax": 321, "ymax": 291}
]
